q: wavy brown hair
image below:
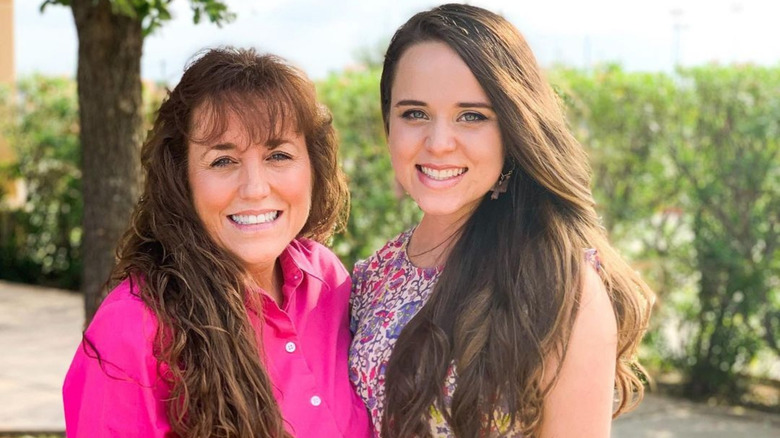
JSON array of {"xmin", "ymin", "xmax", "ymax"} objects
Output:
[
  {"xmin": 379, "ymin": 4, "xmax": 654, "ymax": 437},
  {"xmin": 104, "ymin": 47, "xmax": 348, "ymax": 437}
]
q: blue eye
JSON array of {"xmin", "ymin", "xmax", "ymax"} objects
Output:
[
  {"xmin": 459, "ymin": 112, "xmax": 487, "ymax": 122},
  {"xmin": 210, "ymin": 157, "xmax": 235, "ymax": 168},
  {"xmin": 401, "ymin": 109, "xmax": 427, "ymax": 120},
  {"xmin": 269, "ymin": 152, "xmax": 292, "ymax": 161}
]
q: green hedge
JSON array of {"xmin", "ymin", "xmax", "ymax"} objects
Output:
[
  {"xmin": 2, "ymin": 65, "xmax": 778, "ymax": 400},
  {"xmin": 553, "ymin": 64, "xmax": 780, "ymax": 399},
  {"xmin": 0, "ymin": 76, "xmax": 81, "ymax": 289}
]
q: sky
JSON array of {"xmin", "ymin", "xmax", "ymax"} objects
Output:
[{"xmin": 14, "ymin": 0, "xmax": 780, "ymax": 84}]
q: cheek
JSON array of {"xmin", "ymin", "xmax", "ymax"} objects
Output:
[
  {"xmin": 388, "ymin": 145, "xmax": 412, "ymax": 185},
  {"xmin": 388, "ymin": 122, "xmax": 414, "ymax": 150},
  {"xmin": 388, "ymin": 134, "xmax": 416, "ymax": 171},
  {"xmin": 474, "ymin": 130, "xmax": 504, "ymax": 171},
  {"xmin": 299, "ymin": 174, "xmax": 313, "ymax": 210},
  {"xmin": 285, "ymin": 162, "xmax": 313, "ymax": 214},
  {"xmin": 190, "ymin": 171, "xmax": 231, "ymax": 220}
]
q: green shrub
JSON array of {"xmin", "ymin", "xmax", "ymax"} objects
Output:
[
  {"xmin": 552, "ymin": 64, "xmax": 780, "ymax": 399},
  {"xmin": 317, "ymin": 68, "xmax": 421, "ymax": 268},
  {"xmin": 0, "ymin": 76, "xmax": 82, "ymax": 289},
  {"xmin": 3, "ymin": 66, "xmax": 778, "ymax": 402}
]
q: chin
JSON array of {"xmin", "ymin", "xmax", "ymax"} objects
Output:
[
  {"xmin": 417, "ymin": 197, "xmax": 481, "ymax": 221},
  {"xmin": 418, "ymin": 204, "xmax": 464, "ymax": 218},
  {"xmin": 234, "ymin": 248, "xmax": 282, "ymax": 267}
]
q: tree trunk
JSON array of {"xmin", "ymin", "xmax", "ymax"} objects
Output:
[{"xmin": 71, "ymin": 0, "xmax": 143, "ymax": 323}]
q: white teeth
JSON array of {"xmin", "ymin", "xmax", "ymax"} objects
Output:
[
  {"xmin": 230, "ymin": 211, "xmax": 279, "ymax": 225},
  {"xmin": 419, "ymin": 166, "xmax": 466, "ymax": 180}
]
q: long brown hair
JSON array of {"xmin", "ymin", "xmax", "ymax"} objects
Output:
[
  {"xmin": 106, "ymin": 47, "xmax": 348, "ymax": 437},
  {"xmin": 379, "ymin": 4, "xmax": 654, "ymax": 437}
]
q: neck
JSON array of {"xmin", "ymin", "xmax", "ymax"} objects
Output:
[
  {"xmin": 408, "ymin": 213, "xmax": 468, "ymax": 268},
  {"xmin": 251, "ymin": 261, "xmax": 284, "ymax": 306}
]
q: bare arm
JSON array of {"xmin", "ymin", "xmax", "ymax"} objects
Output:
[{"xmin": 538, "ymin": 264, "xmax": 617, "ymax": 438}]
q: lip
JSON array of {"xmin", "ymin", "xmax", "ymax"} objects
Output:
[
  {"xmin": 230, "ymin": 209, "xmax": 279, "ymax": 216},
  {"xmin": 417, "ymin": 163, "xmax": 464, "ymax": 171},
  {"xmin": 415, "ymin": 164, "xmax": 467, "ymax": 189},
  {"xmin": 227, "ymin": 209, "xmax": 282, "ymax": 231}
]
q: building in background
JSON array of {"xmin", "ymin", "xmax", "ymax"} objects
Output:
[
  {"xmin": 0, "ymin": 0, "xmax": 12, "ymax": 86},
  {"xmin": 0, "ymin": 0, "xmax": 20, "ymax": 208}
]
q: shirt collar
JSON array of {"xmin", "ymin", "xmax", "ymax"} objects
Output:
[{"xmin": 278, "ymin": 238, "xmax": 318, "ymax": 288}]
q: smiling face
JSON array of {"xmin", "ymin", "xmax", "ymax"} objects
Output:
[
  {"xmin": 187, "ymin": 106, "xmax": 312, "ymax": 284},
  {"xmin": 387, "ymin": 41, "xmax": 505, "ymax": 226}
]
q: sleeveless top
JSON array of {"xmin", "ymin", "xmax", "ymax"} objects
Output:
[{"xmin": 348, "ymin": 229, "xmax": 600, "ymax": 437}]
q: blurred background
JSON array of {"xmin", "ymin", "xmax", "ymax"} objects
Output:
[{"xmin": 1, "ymin": 0, "xmax": 778, "ymax": 435}]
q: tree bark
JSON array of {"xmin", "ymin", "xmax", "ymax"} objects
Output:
[{"xmin": 71, "ymin": 0, "xmax": 143, "ymax": 323}]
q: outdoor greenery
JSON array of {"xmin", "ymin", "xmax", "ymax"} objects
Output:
[
  {"xmin": 1, "ymin": 64, "xmax": 778, "ymax": 403},
  {"xmin": 40, "ymin": 0, "xmax": 235, "ymax": 322},
  {"xmin": 553, "ymin": 64, "xmax": 780, "ymax": 401},
  {"xmin": 0, "ymin": 76, "xmax": 81, "ymax": 288},
  {"xmin": 0, "ymin": 78, "xmax": 164, "ymax": 289},
  {"xmin": 318, "ymin": 68, "xmax": 422, "ymax": 263}
]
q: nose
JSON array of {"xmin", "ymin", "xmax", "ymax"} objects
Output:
[
  {"xmin": 238, "ymin": 162, "xmax": 271, "ymax": 199},
  {"xmin": 425, "ymin": 119, "xmax": 457, "ymax": 155}
]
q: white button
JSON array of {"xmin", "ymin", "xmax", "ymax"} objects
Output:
[
  {"xmin": 285, "ymin": 342, "xmax": 296, "ymax": 353},
  {"xmin": 310, "ymin": 395, "xmax": 322, "ymax": 407}
]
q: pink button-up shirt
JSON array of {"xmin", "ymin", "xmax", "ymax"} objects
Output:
[{"xmin": 63, "ymin": 239, "xmax": 371, "ymax": 437}]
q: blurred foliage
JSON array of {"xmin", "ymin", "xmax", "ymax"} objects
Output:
[
  {"xmin": 674, "ymin": 66, "xmax": 780, "ymax": 399},
  {"xmin": 0, "ymin": 76, "xmax": 82, "ymax": 289},
  {"xmin": 41, "ymin": 0, "xmax": 234, "ymax": 36},
  {"xmin": 0, "ymin": 78, "xmax": 166, "ymax": 290},
  {"xmin": 317, "ymin": 68, "xmax": 422, "ymax": 267},
  {"xmin": 2, "ymin": 64, "xmax": 778, "ymax": 402},
  {"xmin": 552, "ymin": 64, "xmax": 780, "ymax": 400}
]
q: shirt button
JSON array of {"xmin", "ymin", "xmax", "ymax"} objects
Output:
[
  {"xmin": 285, "ymin": 342, "xmax": 296, "ymax": 353},
  {"xmin": 310, "ymin": 395, "xmax": 322, "ymax": 407}
]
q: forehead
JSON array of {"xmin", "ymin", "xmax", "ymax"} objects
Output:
[
  {"xmin": 391, "ymin": 41, "xmax": 489, "ymax": 104},
  {"xmin": 189, "ymin": 97, "xmax": 301, "ymax": 146}
]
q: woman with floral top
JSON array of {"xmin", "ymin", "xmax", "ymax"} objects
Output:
[{"xmin": 349, "ymin": 4, "xmax": 654, "ymax": 437}]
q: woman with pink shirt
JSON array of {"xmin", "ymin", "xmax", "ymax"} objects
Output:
[{"xmin": 63, "ymin": 47, "xmax": 370, "ymax": 437}]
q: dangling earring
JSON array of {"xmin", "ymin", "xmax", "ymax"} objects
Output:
[{"xmin": 490, "ymin": 168, "xmax": 514, "ymax": 200}]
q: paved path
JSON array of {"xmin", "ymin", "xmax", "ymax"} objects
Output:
[
  {"xmin": 0, "ymin": 281, "xmax": 83, "ymax": 432},
  {"xmin": 1, "ymin": 280, "xmax": 779, "ymax": 436},
  {"xmin": 612, "ymin": 390, "xmax": 780, "ymax": 437}
]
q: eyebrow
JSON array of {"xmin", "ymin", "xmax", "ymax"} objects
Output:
[
  {"xmin": 199, "ymin": 142, "xmax": 236, "ymax": 160},
  {"xmin": 395, "ymin": 99, "xmax": 427, "ymax": 107},
  {"xmin": 198, "ymin": 138, "xmax": 292, "ymax": 160},
  {"xmin": 394, "ymin": 99, "xmax": 494, "ymax": 110},
  {"xmin": 265, "ymin": 138, "xmax": 287, "ymax": 149},
  {"xmin": 457, "ymin": 102, "xmax": 493, "ymax": 110}
]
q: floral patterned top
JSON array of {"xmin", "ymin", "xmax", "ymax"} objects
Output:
[{"xmin": 348, "ymin": 229, "xmax": 601, "ymax": 437}]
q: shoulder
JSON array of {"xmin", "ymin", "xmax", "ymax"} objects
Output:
[
  {"xmin": 64, "ymin": 278, "xmax": 162, "ymax": 394},
  {"xmin": 354, "ymin": 229, "xmax": 411, "ymax": 279},
  {"xmin": 64, "ymin": 278, "xmax": 172, "ymax": 436},
  {"xmin": 351, "ymin": 230, "xmax": 411, "ymax": 309},
  {"xmin": 82, "ymin": 278, "xmax": 160, "ymax": 371},
  {"xmin": 88, "ymin": 278, "xmax": 158, "ymax": 336},
  {"xmin": 538, "ymin": 256, "xmax": 616, "ymax": 436},
  {"xmin": 578, "ymin": 249, "xmax": 611, "ymax": 327},
  {"xmin": 578, "ymin": 256, "xmax": 614, "ymax": 333},
  {"xmin": 584, "ymin": 248, "xmax": 602, "ymax": 273}
]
